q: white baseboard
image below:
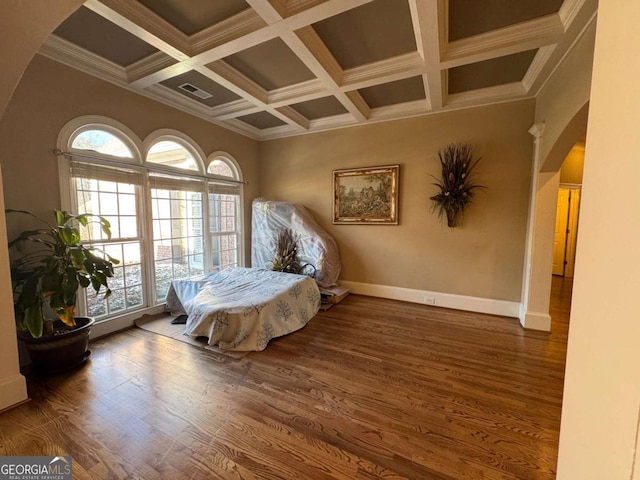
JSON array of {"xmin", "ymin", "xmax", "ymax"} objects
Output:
[
  {"xmin": 339, "ymin": 281, "xmax": 520, "ymax": 318},
  {"xmin": 518, "ymin": 307, "xmax": 552, "ymax": 331},
  {"xmin": 0, "ymin": 374, "xmax": 28, "ymax": 411}
]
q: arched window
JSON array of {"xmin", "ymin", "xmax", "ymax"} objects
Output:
[
  {"xmin": 147, "ymin": 140, "xmax": 199, "ymax": 171},
  {"xmin": 72, "ymin": 129, "xmax": 134, "ymax": 158},
  {"xmin": 207, "ymin": 154, "xmax": 243, "ymax": 273},
  {"xmin": 62, "ymin": 119, "xmax": 145, "ymax": 320},
  {"xmin": 59, "ymin": 118, "xmax": 245, "ymax": 331}
]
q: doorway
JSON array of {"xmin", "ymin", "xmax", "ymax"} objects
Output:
[{"xmin": 552, "ymin": 185, "xmax": 581, "ymax": 277}]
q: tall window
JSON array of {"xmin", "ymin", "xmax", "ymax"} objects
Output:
[
  {"xmin": 61, "ymin": 119, "xmax": 244, "ymax": 323},
  {"xmin": 208, "ymin": 157, "xmax": 242, "ymax": 272},
  {"xmin": 147, "ymin": 139, "xmax": 205, "ymax": 302},
  {"xmin": 68, "ymin": 129, "xmax": 145, "ymax": 319}
]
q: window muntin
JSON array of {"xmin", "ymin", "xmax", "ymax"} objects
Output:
[
  {"xmin": 62, "ymin": 121, "xmax": 244, "ymax": 321},
  {"xmin": 206, "ymin": 156, "xmax": 242, "ymax": 273},
  {"xmin": 147, "ymin": 140, "xmax": 199, "ymax": 171},
  {"xmin": 209, "ymin": 192, "xmax": 240, "ymax": 271},
  {"xmin": 151, "ymin": 185, "xmax": 205, "ymax": 302},
  {"xmin": 71, "ymin": 169, "xmax": 145, "ymax": 319},
  {"xmin": 85, "ymin": 241, "xmax": 145, "ymax": 317},
  {"xmin": 71, "ymin": 129, "xmax": 134, "ymax": 158},
  {"xmin": 208, "ymin": 159, "xmax": 234, "ymax": 177}
]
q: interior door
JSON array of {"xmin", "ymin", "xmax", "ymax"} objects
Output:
[
  {"xmin": 552, "ymin": 189, "xmax": 570, "ymax": 276},
  {"xmin": 564, "ymin": 189, "xmax": 581, "ymax": 277}
]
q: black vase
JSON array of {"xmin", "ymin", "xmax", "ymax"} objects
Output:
[{"xmin": 19, "ymin": 316, "xmax": 95, "ymax": 375}]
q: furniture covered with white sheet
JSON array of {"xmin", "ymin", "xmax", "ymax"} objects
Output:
[
  {"xmin": 166, "ymin": 267, "xmax": 320, "ymax": 351},
  {"xmin": 252, "ymin": 199, "xmax": 341, "ymax": 288}
]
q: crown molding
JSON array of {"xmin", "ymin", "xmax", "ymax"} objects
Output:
[
  {"xmin": 521, "ymin": 45, "xmax": 557, "ymax": 93},
  {"xmin": 42, "ymin": 0, "xmax": 596, "ymax": 142},
  {"xmin": 202, "ymin": 61, "xmax": 269, "ymax": 105},
  {"xmin": 144, "ymin": 84, "xmax": 217, "ymax": 119},
  {"xmin": 290, "ymin": 27, "xmax": 343, "ymax": 86},
  {"xmin": 190, "ymin": 9, "xmax": 266, "ymax": 56},
  {"xmin": 367, "ymin": 99, "xmax": 430, "ymax": 122},
  {"xmin": 276, "ymin": 105, "xmax": 310, "ymax": 130},
  {"xmin": 84, "ymin": 0, "xmax": 190, "ymax": 60},
  {"xmin": 532, "ymin": 10, "xmax": 597, "ymax": 98},
  {"xmin": 267, "ymin": 79, "xmax": 329, "ymax": 108},
  {"xmin": 446, "ymin": 82, "xmax": 527, "ymax": 108},
  {"xmin": 210, "ymin": 99, "xmax": 262, "ymax": 121},
  {"xmin": 126, "ymin": 51, "xmax": 176, "ymax": 83},
  {"xmin": 341, "ymin": 51, "xmax": 425, "ymax": 90},
  {"xmin": 559, "ymin": 0, "xmax": 588, "ymax": 28},
  {"xmin": 217, "ymin": 118, "xmax": 262, "ymax": 139},
  {"xmin": 245, "ymin": 0, "xmax": 285, "ymax": 24},
  {"xmin": 39, "ymin": 35, "xmax": 127, "ymax": 84},
  {"xmin": 442, "ymin": 14, "xmax": 564, "ymax": 69}
]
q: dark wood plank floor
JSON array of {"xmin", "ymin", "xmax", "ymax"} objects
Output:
[{"xmin": 0, "ymin": 278, "xmax": 572, "ymax": 479}]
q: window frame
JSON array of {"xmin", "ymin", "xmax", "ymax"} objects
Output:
[
  {"xmin": 206, "ymin": 152, "xmax": 245, "ymax": 271},
  {"xmin": 57, "ymin": 117, "xmax": 244, "ymax": 334}
]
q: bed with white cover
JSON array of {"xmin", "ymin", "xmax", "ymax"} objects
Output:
[{"xmin": 166, "ymin": 267, "xmax": 320, "ymax": 351}]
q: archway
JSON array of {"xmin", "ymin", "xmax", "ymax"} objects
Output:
[{"xmin": 520, "ymin": 102, "xmax": 589, "ymax": 331}]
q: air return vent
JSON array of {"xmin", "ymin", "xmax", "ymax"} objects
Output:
[{"xmin": 178, "ymin": 83, "xmax": 212, "ymax": 100}]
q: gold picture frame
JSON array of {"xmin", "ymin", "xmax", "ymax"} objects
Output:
[{"xmin": 333, "ymin": 165, "xmax": 399, "ymax": 224}]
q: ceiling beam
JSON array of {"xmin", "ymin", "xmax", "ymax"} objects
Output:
[
  {"xmin": 84, "ymin": 0, "xmax": 190, "ymax": 60},
  {"xmin": 128, "ymin": 0, "xmax": 373, "ymax": 89},
  {"xmin": 408, "ymin": 0, "xmax": 445, "ymax": 109},
  {"xmin": 442, "ymin": 14, "xmax": 565, "ymax": 69}
]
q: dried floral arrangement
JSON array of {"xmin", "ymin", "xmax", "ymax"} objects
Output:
[
  {"xmin": 270, "ymin": 228, "xmax": 301, "ymax": 273},
  {"xmin": 430, "ymin": 142, "xmax": 485, "ymax": 227}
]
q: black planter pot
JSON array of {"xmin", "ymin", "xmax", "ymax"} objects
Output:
[{"xmin": 19, "ymin": 316, "xmax": 95, "ymax": 375}]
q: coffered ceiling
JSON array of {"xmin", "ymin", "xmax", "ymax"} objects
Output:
[{"xmin": 40, "ymin": 0, "xmax": 598, "ymax": 141}]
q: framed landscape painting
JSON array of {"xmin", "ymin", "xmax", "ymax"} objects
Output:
[{"xmin": 333, "ymin": 165, "xmax": 399, "ymax": 224}]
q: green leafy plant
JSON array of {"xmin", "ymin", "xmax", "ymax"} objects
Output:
[
  {"xmin": 270, "ymin": 228, "xmax": 301, "ymax": 274},
  {"xmin": 7, "ymin": 209, "xmax": 119, "ymax": 338},
  {"xmin": 430, "ymin": 142, "xmax": 485, "ymax": 227}
]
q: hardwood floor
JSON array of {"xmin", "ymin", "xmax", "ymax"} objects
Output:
[{"xmin": 0, "ymin": 280, "xmax": 572, "ymax": 479}]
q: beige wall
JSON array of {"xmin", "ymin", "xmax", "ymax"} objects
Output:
[
  {"xmin": 0, "ymin": 1, "xmax": 81, "ymax": 119},
  {"xmin": 559, "ymin": 145, "xmax": 585, "ymax": 185},
  {"xmin": 0, "ymin": 0, "xmax": 85, "ymax": 413},
  {"xmin": 259, "ymin": 100, "xmax": 535, "ymax": 302},
  {"xmin": 557, "ymin": 0, "xmax": 640, "ymax": 477},
  {"xmin": 0, "ymin": 56, "xmax": 260, "ymax": 262}
]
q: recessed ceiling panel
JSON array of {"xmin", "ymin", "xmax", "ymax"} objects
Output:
[
  {"xmin": 138, "ymin": 0, "xmax": 249, "ymax": 35},
  {"xmin": 359, "ymin": 76, "xmax": 425, "ymax": 109},
  {"xmin": 312, "ymin": 0, "xmax": 417, "ymax": 69},
  {"xmin": 449, "ymin": 0, "xmax": 565, "ymax": 41},
  {"xmin": 54, "ymin": 6, "xmax": 159, "ymax": 66},
  {"xmin": 290, "ymin": 96, "xmax": 348, "ymax": 120},
  {"xmin": 448, "ymin": 50, "xmax": 538, "ymax": 94},
  {"xmin": 237, "ymin": 112, "xmax": 287, "ymax": 130},
  {"xmin": 161, "ymin": 71, "xmax": 241, "ymax": 107},
  {"xmin": 222, "ymin": 39, "xmax": 316, "ymax": 91}
]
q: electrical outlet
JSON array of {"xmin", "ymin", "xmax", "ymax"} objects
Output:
[{"xmin": 424, "ymin": 296, "xmax": 436, "ymax": 305}]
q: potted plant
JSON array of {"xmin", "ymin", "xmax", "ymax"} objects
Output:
[
  {"xmin": 429, "ymin": 142, "xmax": 485, "ymax": 227},
  {"xmin": 6, "ymin": 209, "xmax": 119, "ymax": 374}
]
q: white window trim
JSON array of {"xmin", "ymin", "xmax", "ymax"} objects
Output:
[
  {"xmin": 207, "ymin": 152, "xmax": 245, "ymax": 269},
  {"xmin": 57, "ymin": 116, "xmax": 143, "ymax": 211},
  {"xmin": 143, "ymin": 129, "xmax": 207, "ymax": 174},
  {"xmin": 57, "ymin": 117, "xmax": 245, "ymax": 338}
]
